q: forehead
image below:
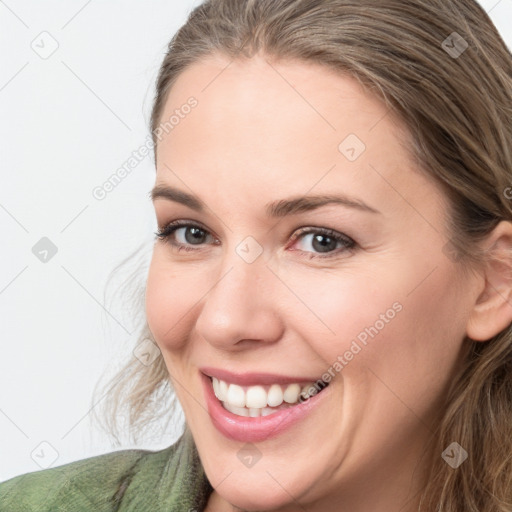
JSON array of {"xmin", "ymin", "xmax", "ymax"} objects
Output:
[
  {"xmin": 157, "ymin": 53, "xmax": 404, "ymax": 159},
  {"xmin": 154, "ymin": 54, "xmax": 447, "ymax": 224}
]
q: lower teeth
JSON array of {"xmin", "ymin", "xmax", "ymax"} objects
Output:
[{"xmin": 222, "ymin": 401, "xmax": 296, "ymax": 417}]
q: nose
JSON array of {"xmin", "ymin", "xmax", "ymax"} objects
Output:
[{"xmin": 194, "ymin": 248, "xmax": 285, "ymax": 351}]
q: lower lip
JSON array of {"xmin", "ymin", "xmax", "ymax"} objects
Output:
[{"xmin": 201, "ymin": 372, "xmax": 330, "ymax": 442}]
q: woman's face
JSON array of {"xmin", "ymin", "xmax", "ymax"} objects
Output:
[{"xmin": 146, "ymin": 54, "xmax": 480, "ymax": 511}]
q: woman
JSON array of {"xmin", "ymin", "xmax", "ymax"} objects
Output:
[{"xmin": 2, "ymin": 0, "xmax": 512, "ymax": 510}]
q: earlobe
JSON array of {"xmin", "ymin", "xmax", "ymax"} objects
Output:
[{"xmin": 466, "ymin": 220, "xmax": 512, "ymax": 342}]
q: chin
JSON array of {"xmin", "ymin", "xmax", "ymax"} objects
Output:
[
  {"xmin": 216, "ymin": 483, "xmax": 299, "ymax": 511},
  {"xmin": 199, "ymin": 453, "xmax": 318, "ymax": 512}
]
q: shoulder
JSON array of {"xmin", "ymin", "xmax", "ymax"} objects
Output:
[
  {"xmin": 0, "ymin": 445, "xmax": 155, "ymax": 511},
  {"xmin": 0, "ymin": 433, "xmax": 212, "ymax": 512}
]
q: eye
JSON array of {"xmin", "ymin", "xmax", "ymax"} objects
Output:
[
  {"xmin": 287, "ymin": 226, "xmax": 356, "ymax": 259},
  {"xmin": 155, "ymin": 221, "xmax": 357, "ymax": 258},
  {"xmin": 155, "ymin": 220, "xmax": 218, "ymax": 252}
]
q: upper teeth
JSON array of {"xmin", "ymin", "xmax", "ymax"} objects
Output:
[{"xmin": 212, "ymin": 377, "xmax": 317, "ymax": 409}]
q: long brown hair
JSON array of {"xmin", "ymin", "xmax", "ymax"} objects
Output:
[{"xmin": 93, "ymin": 1, "xmax": 512, "ymax": 510}]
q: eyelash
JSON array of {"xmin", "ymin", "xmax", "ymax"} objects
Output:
[{"xmin": 154, "ymin": 220, "xmax": 357, "ymax": 259}]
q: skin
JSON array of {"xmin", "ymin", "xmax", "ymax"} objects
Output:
[{"xmin": 145, "ymin": 53, "xmax": 512, "ymax": 512}]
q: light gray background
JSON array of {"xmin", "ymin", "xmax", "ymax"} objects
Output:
[{"xmin": 1, "ymin": 0, "xmax": 511, "ymax": 481}]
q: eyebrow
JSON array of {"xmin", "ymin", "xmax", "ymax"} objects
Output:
[{"xmin": 150, "ymin": 184, "xmax": 381, "ymax": 216}]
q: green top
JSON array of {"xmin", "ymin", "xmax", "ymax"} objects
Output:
[{"xmin": 0, "ymin": 429, "xmax": 213, "ymax": 511}]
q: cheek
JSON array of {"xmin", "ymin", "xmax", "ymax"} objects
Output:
[
  {"xmin": 278, "ymin": 267, "xmax": 402, "ymax": 367},
  {"xmin": 295, "ymin": 259, "xmax": 466, "ymax": 393},
  {"xmin": 145, "ymin": 251, "xmax": 199, "ymax": 351},
  {"xmin": 333, "ymin": 262, "xmax": 467, "ymax": 420}
]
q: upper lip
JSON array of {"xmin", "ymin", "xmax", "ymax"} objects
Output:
[{"xmin": 200, "ymin": 367, "xmax": 323, "ymax": 386}]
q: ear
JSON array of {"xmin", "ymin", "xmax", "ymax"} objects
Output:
[{"xmin": 466, "ymin": 220, "xmax": 512, "ymax": 342}]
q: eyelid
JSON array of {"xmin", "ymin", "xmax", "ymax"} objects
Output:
[
  {"xmin": 155, "ymin": 220, "xmax": 356, "ymax": 258},
  {"xmin": 155, "ymin": 219, "xmax": 219, "ymax": 245},
  {"xmin": 289, "ymin": 225, "xmax": 355, "ymax": 246}
]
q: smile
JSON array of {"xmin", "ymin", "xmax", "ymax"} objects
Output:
[
  {"xmin": 212, "ymin": 377, "xmax": 326, "ymax": 417},
  {"xmin": 200, "ymin": 369, "xmax": 331, "ymax": 442}
]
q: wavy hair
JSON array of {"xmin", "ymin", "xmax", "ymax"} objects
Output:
[{"xmin": 92, "ymin": 1, "xmax": 512, "ymax": 510}]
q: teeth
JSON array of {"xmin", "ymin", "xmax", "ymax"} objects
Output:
[
  {"xmin": 246, "ymin": 385, "xmax": 267, "ymax": 408},
  {"xmin": 300, "ymin": 384, "xmax": 311, "ymax": 400},
  {"xmin": 218, "ymin": 379, "xmax": 228, "ymax": 401},
  {"xmin": 224, "ymin": 402, "xmax": 249, "ymax": 417},
  {"xmin": 267, "ymin": 384, "xmax": 284, "ymax": 407},
  {"xmin": 211, "ymin": 376, "xmax": 328, "ymax": 417},
  {"xmin": 283, "ymin": 383, "xmax": 301, "ymax": 403},
  {"xmin": 227, "ymin": 383, "xmax": 245, "ymax": 408},
  {"xmin": 212, "ymin": 378, "xmax": 221, "ymax": 399}
]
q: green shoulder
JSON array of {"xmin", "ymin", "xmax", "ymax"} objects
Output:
[
  {"xmin": 0, "ymin": 446, "xmax": 156, "ymax": 512},
  {"xmin": 0, "ymin": 431, "xmax": 212, "ymax": 512}
]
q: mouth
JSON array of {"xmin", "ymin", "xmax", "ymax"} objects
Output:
[
  {"xmin": 211, "ymin": 376, "xmax": 329, "ymax": 417},
  {"xmin": 200, "ymin": 368, "xmax": 331, "ymax": 442}
]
